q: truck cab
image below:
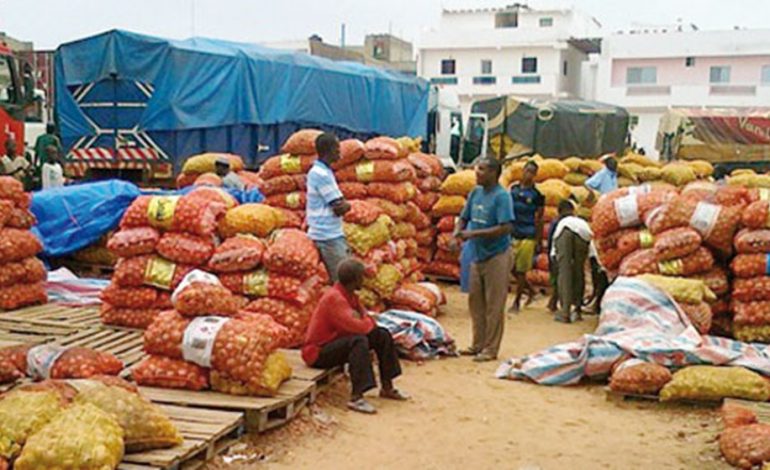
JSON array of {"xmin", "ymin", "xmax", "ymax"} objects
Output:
[{"xmin": 0, "ymin": 43, "xmax": 32, "ymax": 156}]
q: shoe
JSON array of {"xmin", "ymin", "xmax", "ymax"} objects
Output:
[
  {"xmin": 473, "ymin": 353, "xmax": 497, "ymax": 362},
  {"xmin": 380, "ymin": 388, "xmax": 410, "ymax": 401},
  {"xmin": 459, "ymin": 347, "xmax": 479, "ymax": 356},
  {"xmin": 570, "ymin": 311, "xmax": 583, "ymax": 322},
  {"xmin": 347, "ymin": 398, "xmax": 377, "ymax": 414},
  {"xmin": 508, "ymin": 303, "xmax": 520, "ymax": 314},
  {"xmin": 554, "ymin": 316, "xmax": 570, "ymax": 324}
]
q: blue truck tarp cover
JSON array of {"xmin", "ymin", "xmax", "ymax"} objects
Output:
[
  {"xmin": 55, "ymin": 30, "xmax": 429, "ymax": 167},
  {"xmin": 32, "ymin": 180, "xmax": 263, "ymax": 257}
]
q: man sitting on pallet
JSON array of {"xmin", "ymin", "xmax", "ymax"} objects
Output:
[{"xmin": 302, "ymin": 258, "xmax": 409, "ymax": 414}]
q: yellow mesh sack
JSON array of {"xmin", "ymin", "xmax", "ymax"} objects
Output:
[
  {"xmin": 0, "ymin": 389, "xmax": 66, "ymax": 460},
  {"xmin": 637, "ymin": 274, "xmax": 716, "ymax": 305},
  {"xmin": 344, "ymin": 215, "xmax": 393, "ymax": 256},
  {"xmin": 638, "ymin": 166, "xmax": 663, "ymax": 182},
  {"xmin": 432, "ymin": 195, "xmax": 466, "ymax": 217},
  {"xmin": 661, "ymin": 163, "xmax": 697, "ymax": 186},
  {"xmin": 210, "ymin": 351, "xmax": 292, "ymax": 396},
  {"xmin": 440, "ymin": 170, "xmax": 477, "ymax": 196},
  {"xmin": 564, "ymin": 172, "xmax": 588, "ymax": 186},
  {"xmin": 734, "ymin": 325, "xmax": 770, "ymax": 343},
  {"xmin": 15, "ymin": 403, "xmax": 124, "ymax": 470},
  {"xmin": 500, "ymin": 160, "xmax": 527, "ymax": 187},
  {"xmin": 363, "ymin": 263, "xmax": 403, "ymax": 298},
  {"xmin": 563, "ymin": 157, "xmax": 582, "ymax": 172},
  {"xmin": 570, "ymin": 186, "xmax": 592, "ymax": 205},
  {"xmin": 537, "ymin": 179, "xmax": 572, "ymax": 206},
  {"xmin": 732, "ymin": 169, "xmax": 756, "ymax": 177},
  {"xmin": 356, "ymin": 288, "xmax": 380, "ymax": 308},
  {"xmin": 218, "ymin": 204, "xmax": 280, "ymax": 238},
  {"xmin": 534, "ymin": 159, "xmax": 569, "ymax": 183},
  {"xmin": 578, "ymin": 159, "xmax": 604, "ymax": 176},
  {"xmin": 685, "ymin": 160, "xmax": 714, "ymax": 178},
  {"xmin": 618, "ymin": 176, "xmax": 636, "ymax": 188},
  {"xmin": 660, "ymin": 366, "xmax": 770, "ymax": 402},
  {"xmin": 618, "ymin": 163, "xmax": 643, "ymax": 184},
  {"xmin": 182, "ymin": 153, "xmax": 244, "ymax": 175},
  {"xmin": 621, "ymin": 152, "xmax": 661, "ymax": 168}
]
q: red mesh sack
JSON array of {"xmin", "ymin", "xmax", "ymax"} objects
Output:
[
  {"xmin": 389, "ymin": 284, "xmax": 437, "ymax": 313},
  {"xmin": 646, "ymin": 198, "xmax": 740, "ymax": 254},
  {"xmin": 0, "ymin": 257, "xmax": 46, "ymax": 287},
  {"xmin": 619, "ymin": 247, "xmax": 714, "ymax": 277},
  {"xmin": 176, "ymin": 172, "xmax": 197, "ymax": 189},
  {"xmin": 49, "ymin": 348, "xmax": 124, "ymax": 379},
  {"xmin": 367, "ymin": 198, "xmax": 407, "ymax": 221},
  {"xmin": 424, "ymin": 262, "xmax": 460, "ymax": 279},
  {"xmin": 732, "ymin": 254, "xmax": 770, "ymax": 279},
  {"xmin": 408, "ymin": 152, "xmax": 443, "ymax": 178},
  {"xmin": 132, "ymin": 355, "xmax": 209, "ymax": 391},
  {"xmin": 679, "ymin": 302, "xmax": 712, "ymax": 334},
  {"xmin": 336, "ymin": 160, "xmax": 416, "ymax": 183},
  {"xmin": 193, "ymin": 173, "xmax": 222, "ymax": 187},
  {"xmin": 344, "ymin": 200, "xmax": 384, "ymax": 226},
  {"xmin": 434, "ymin": 248, "xmax": 459, "ymax": 263},
  {"xmin": 735, "ymin": 229, "xmax": 770, "ymax": 254},
  {"xmin": 618, "ymin": 228, "xmax": 655, "ymax": 257},
  {"xmin": 436, "ymin": 216, "xmax": 456, "ymax": 233},
  {"xmin": 207, "ymin": 235, "xmax": 265, "ymax": 272},
  {"xmin": 0, "ymin": 345, "xmax": 27, "ymax": 374},
  {"xmin": 245, "ymin": 297, "xmax": 313, "ymax": 347},
  {"xmin": 100, "ymin": 283, "xmax": 159, "ymax": 309},
  {"xmin": 404, "ymin": 202, "xmax": 430, "ymax": 229},
  {"xmin": 100, "ymin": 305, "xmax": 161, "ymax": 329},
  {"xmin": 187, "ymin": 186, "xmax": 238, "ymax": 209},
  {"xmin": 720, "ymin": 423, "xmax": 770, "ymax": 469},
  {"xmin": 107, "ymin": 227, "xmax": 160, "ymax": 257},
  {"xmin": 609, "ymin": 359, "xmax": 672, "ymax": 395},
  {"xmin": 263, "ymin": 229, "xmax": 320, "ymax": 279},
  {"xmin": 591, "ymin": 190, "xmax": 676, "ymax": 237},
  {"xmin": 366, "ymin": 182, "xmax": 416, "ymax": 204},
  {"xmin": 331, "ymin": 139, "xmax": 366, "ymax": 170},
  {"xmin": 692, "ymin": 267, "xmax": 729, "ymax": 296},
  {"xmin": 417, "ymin": 246, "xmax": 433, "ymax": 263},
  {"xmin": 364, "ymin": 136, "xmax": 404, "ymax": 160},
  {"xmin": 5, "ymin": 207, "xmax": 36, "ymax": 229},
  {"xmin": 0, "ymin": 358, "xmax": 22, "ymax": 384},
  {"xmin": 742, "ymin": 200, "xmax": 770, "ymax": 229},
  {"xmin": 414, "ymin": 191, "xmax": 440, "ymax": 213},
  {"xmin": 731, "ymin": 300, "xmax": 770, "ymax": 326},
  {"xmin": 219, "ymin": 270, "xmax": 316, "ymax": 305},
  {"xmin": 338, "ymin": 182, "xmax": 368, "ymax": 200},
  {"xmin": 535, "ymin": 254, "xmax": 549, "ymax": 271},
  {"xmin": 391, "ymin": 222, "xmax": 417, "ymax": 240},
  {"xmin": 733, "ymin": 277, "xmax": 770, "ymax": 302},
  {"xmin": 259, "ymin": 154, "xmax": 316, "ymax": 179},
  {"xmin": 418, "ymin": 176, "xmax": 442, "ymax": 193},
  {"xmin": 173, "ymin": 281, "xmax": 240, "ymax": 317},
  {"xmin": 281, "ymin": 129, "xmax": 321, "ymax": 155},
  {"xmin": 415, "ymin": 228, "xmax": 436, "ymax": 246},
  {"xmin": 525, "ymin": 270, "xmax": 550, "ymax": 286},
  {"xmin": 721, "ymin": 403, "xmax": 758, "ymax": 429},
  {"xmin": 680, "ymin": 183, "xmax": 749, "ymax": 207},
  {"xmin": 120, "ymin": 195, "xmax": 225, "ymax": 237},
  {"xmin": 0, "ymin": 282, "xmax": 46, "ymax": 310},
  {"xmin": 0, "ymin": 176, "xmax": 29, "ymax": 208},
  {"xmin": 156, "ymin": 232, "xmax": 215, "ymax": 266},
  {"xmin": 113, "ymin": 255, "xmax": 194, "ymax": 290},
  {"xmin": 260, "ymin": 175, "xmax": 298, "ymax": 196},
  {"xmin": 653, "ymin": 227, "xmax": 702, "ymax": 261},
  {"xmin": 436, "ymin": 232, "xmax": 457, "ymax": 251},
  {"xmin": 0, "ymin": 200, "xmax": 12, "ymax": 227},
  {"xmin": 0, "ymin": 228, "xmax": 42, "ymax": 261},
  {"xmin": 265, "ymin": 191, "xmax": 307, "ymax": 210},
  {"xmin": 274, "ymin": 208, "xmax": 303, "ymax": 229}
]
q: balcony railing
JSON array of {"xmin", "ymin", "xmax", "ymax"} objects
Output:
[
  {"xmin": 710, "ymin": 85, "xmax": 756, "ymax": 96},
  {"xmin": 626, "ymin": 85, "xmax": 671, "ymax": 96}
]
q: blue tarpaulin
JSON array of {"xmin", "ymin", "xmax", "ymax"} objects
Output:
[{"xmin": 55, "ymin": 30, "xmax": 429, "ymax": 168}]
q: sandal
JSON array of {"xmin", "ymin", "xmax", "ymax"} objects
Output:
[
  {"xmin": 380, "ymin": 388, "xmax": 410, "ymax": 401},
  {"xmin": 347, "ymin": 398, "xmax": 377, "ymax": 414},
  {"xmin": 459, "ymin": 347, "xmax": 479, "ymax": 356}
]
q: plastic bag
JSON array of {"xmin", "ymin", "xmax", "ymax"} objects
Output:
[
  {"xmin": 619, "ymin": 247, "xmax": 714, "ymax": 277},
  {"xmin": 263, "ymin": 229, "xmax": 320, "ymax": 279},
  {"xmin": 0, "ymin": 282, "xmax": 47, "ymax": 310},
  {"xmin": 245, "ymin": 297, "xmax": 313, "ymax": 347},
  {"xmin": 440, "ymin": 170, "xmax": 476, "ymax": 196},
  {"xmin": 660, "ymin": 366, "xmax": 770, "ymax": 402},
  {"xmin": 218, "ymin": 203, "xmax": 280, "ymax": 238},
  {"xmin": 113, "ymin": 255, "xmax": 194, "ymax": 290},
  {"xmin": 281, "ymin": 129, "xmax": 322, "ymax": 155},
  {"xmin": 609, "ymin": 358, "xmax": 672, "ymax": 395},
  {"xmin": 363, "ymin": 136, "xmax": 405, "ymax": 160},
  {"xmin": 107, "ymin": 227, "xmax": 160, "ymax": 257},
  {"xmin": 734, "ymin": 229, "xmax": 770, "ymax": 254},
  {"xmin": 0, "ymin": 258, "xmax": 46, "ymax": 288},
  {"xmin": 680, "ymin": 302, "xmax": 712, "ymax": 334},
  {"xmin": 732, "ymin": 254, "xmax": 770, "ymax": 279},
  {"xmin": 265, "ymin": 191, "xmax": 307, "ymax": 210},
  {"xmin": 646, "ymin": 197, "xmax": 740, "ymax": 254},
  {"xmin": 259, "ymin": 154, "xmax": 316, "ymax": 179},
  {"xmin": 591, "ymin": 191, "xmax": 675, "ymax": 237},
  {"xmin": 432, "ymin": 195, "xmax": 466, "ymax": 217},
  {"xmin": 367, "ymin": 198, "xmax": 407, "ymax": 221},
  {"xmin": 0, "ymin": 228, "xmax": 42, "ymax": 262},
  {"xmin": 208, "ymin": 235, "xmax": 265, "ymax": 272},
  {"xmin": 344, "ymin": 215, "xmax": 393, "ymax": 256},
  {"xmin": 219, "ymin": 270, "xmax": 316, "ymax": 305},
  {"xmin": 182, "ymin": 153, "xmax": 244, "ymax": 175},
  {"xmin": 100, "ymin": 305, "xmax": 161, "ymax": 329},
  {"xmin": 14, "ymin": 403, "xmax": 124, "ymax": 470},
  {"xmin": 366, "ymin": 182, "xmax": 416, "ymax": 204},
  {"xmin": 414, "ymin": 191, "xmax": 440, "ymax": 213},
  {"xmin": 156, "ymin": 232, "xmax": 215, "ymax": 266},
  {"xmin": 733, "ymin": 277, "xmax": 770, "ymax": 302},
  {"xmin": 330, "ymin": 139, "xmax": 366, "ymax": 170},
  {"xmin": 408, "ymin": 152, "xmax": 443, "ymax": 178},
  {"xmin": 637, "ymin": 274, "xmax": 716, "ymax": 305},
  {"xmin": 344, "ymin": 200, "xmax": 384, "ymax": 226},
  {"xmin": 363, "ymin": 264, "xmax": 403, "ymax": 298},
  {"xmin": 132, "ymin": 355, "xmax": 210, "ymax": 391},
  {"xmin": 336, "ymin": 159, "xmax": 416, "ymax": 183},
  {"xmin": 731, "ymin": 301, "xmax": 770, "ymax": 326},
  {"xmin": 424, "ymin": 261, "xmax": 460, "ymax": 279},
  {"xmin": 653, "ymin": 227, "xmax": 702, "ymax": 261},
  {"xmin": 338, "ymin": 182, "xmax": 368, "ymax": 200},
  {"xmin": 661, "ymin": 163, "xmax": 697, "ymax": 186}
]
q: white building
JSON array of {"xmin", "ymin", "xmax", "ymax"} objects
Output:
[
  {"xmin": 586, "ymin": 26, "xmax": 770, "ymax": 157},
  {"xmin": 418, "ymin": 4, "xmax": 601, "ymax": 117}
]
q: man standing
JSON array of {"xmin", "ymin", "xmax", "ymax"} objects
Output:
[
  {"xmin": 306, "ymin": 132, "xmax": 351, "ymax": 283},
  {"xmin": 33, "ymin": 123, "xmax": 62, "ymax": 168},
  {"xmin": 214, "ymin": 158, "xmax": 245, "ymax": 191},
  {"xmin": 303, "ymin": 259, "xmax": 407, "ymax": 414},
  {"xmin": 0, "ymin": 139, "xmax": 30, "ymax": 184},
  {"xmin": 41, "ymin": 145, "xmax": 65, "ymax": 189},
  {"xmin": 455, "ymin": 158, "xmax": 514, "ymax": 362},
  {"xmin": 508, "ymin": 161, "xmax": 545, "ymax": 313},
  {"xmin": 585, "ymin": 156, "xmax": 619, "ymax": 196},
  {"xmin": 551, "ymin": 200, "xmax": 593, "ymax": 323}
]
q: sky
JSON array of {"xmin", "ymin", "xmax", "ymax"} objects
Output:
[{"xmin": 1, "ymin": 0, "xmax": 768, "ymax": 50}]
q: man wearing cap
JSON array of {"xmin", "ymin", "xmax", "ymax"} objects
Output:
[{"xmin": 215, "ymin": 158, "xmax": 245, "ymax": 191}]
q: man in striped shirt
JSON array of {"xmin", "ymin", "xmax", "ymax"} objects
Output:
[{"xmin": 307, "ymin": 133, "xmax": 351, "ymax": 283}]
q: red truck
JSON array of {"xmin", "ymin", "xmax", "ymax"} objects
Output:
[{"xmin": 0, "ymin": 42, "xmax": 29, "ymax": 156}]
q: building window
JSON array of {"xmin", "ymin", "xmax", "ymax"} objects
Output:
[
  {"xmin": 473, "ymin": 76, "xmax": 497, "ymax": 85},
  {"xmin": 522, "ymin": 57, "xmax": 538, "ymax": 74},
  {"xmin": 512, "ymin": 75, "xmax": 541, "ymax": 84},
  {"xmin": 481, "ymin": 60, "xmax": 492, "ymax": 75},
  {"xmin": 430, "ymin": 77, "xmax": 458, "ymax": 85},
  {"xmin": 710, "ymin": 66, "xmax": 731, "ymax": 84},
  {"xmin": 441, "ymin": 59, "xmax": 456, "ymax": 75},
  {"xmin": 563, "ymin": 61, "xmax": 568, "ymax": 76},
  {"xmin": 761, "ymin": 65, "xmax": 770, "ymax": 84},
  {"xmin": 685, "ymin": 57, "xmax": 695, "ymax": 67},
  {"xmin": 626, "ymin": 66, "xmax": 657, "ymax": 85},
  {"xmin": 539, "ymin": 17, "xmax": 553, "ymax": 27},
  {"xmin": 630, "ymin": 115, "xmax": 640, "ymax": 126},
  {"xmin": 495, "ymin": 11, "xmax": 518, "ymax": 28}
]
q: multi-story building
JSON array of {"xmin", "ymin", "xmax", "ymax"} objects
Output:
[
  {"xmin": 586, "ymin": 26, "xmax": 770, "ymax": 157},
  {"xmin": 417, "ymin": 3, "xmax": 601, "ymax": 116}
]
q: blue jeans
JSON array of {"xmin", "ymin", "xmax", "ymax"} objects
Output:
[{"xmin": 314, "ymin": 237, "xmax": 351, "ymax": 284}]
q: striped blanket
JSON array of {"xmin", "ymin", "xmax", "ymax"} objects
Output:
[
  {"xmin": 376, "ymin": 310, "xmax": 457, "ymax": 361},
  {"xmin": 496, "ymin": 277, "xmax": 770, "ymax": 384},
  {"xmin": 45, "ymin": 268, "xmax": 108, "ymax": 306}
]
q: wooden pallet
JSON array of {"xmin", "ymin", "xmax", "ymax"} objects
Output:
[
  {"xmin": 118, "ymin": 404, "xmax": 243, "ymax": 470},
  {"xmin": 52, "ymin": 327, "xmax": 146, "ymax": 369},
  {"xmin": 54, "ymin": 259, "xmax": 115, "ymax": 279},
  {"xmin": 0, "ymin": 317, "xmax": 76, "ymax": 348},
  {"xmin": 138, "ymin": 378, "xmax": 315, "ymax": 433},
  {"xmin": 605, "ymin": 387, "xmax": 722, "ymax": 407},
  {"xmin": 281, "ymin": 348, "xmax": 342, "ymax": 402},
  {"xmin": 2, "ymin": 304, "xmax": 102, "ymax": 329},
  {"xmin": 424, "ymin": 274, "xmax": 459, "ymax": 284}
]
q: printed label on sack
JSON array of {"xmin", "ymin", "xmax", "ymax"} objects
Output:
[
  {"xmin": 639, "ymin": 229, "xmax": 655, "ymax": 249},
  {"xmin": 356, "ymin": 161, "xmax": 375, "ymax": 182},
  {"xmin": 144, "ymin": 256, "xmax": 177, "ymax": 290},
  {"xmin": 658, "ymin": 259, "xmax": 684, "ymax": 276},
  {"xmin": 27, "ymin": 344, "xmax": 67, "ymax": 380},
  {"xmin": 760, "ymin": 188, "xmax": 770, "ymax": 201},
  {"xmin": 614, "ymin": 195, "xmax": 640, "ymax": 228},
  {"xmin": 689, "ymin": 202, "xmax": 720, "ymax": 238},
  {"xmin": 280, "ymin": 154, "xmax": 301, "ymax": 174},
  {"xmin": 286, "ymin": 192, "xmax": 301, "ymax": 209},
  {"xmin": 147, "ymin": 196, "xmax": 180, "ymax": 230},
  {"xmin": 243, "ymin": 270, "xmax": 269, "ymax": 297},
  {"xmin": 182, "ymin": 316, "xmax": 229, "ymax": 368},
  {"xmin": 172, "ymin": 269, "xmax": 223, "ymax": 305},
  {"xmin": 627, "ymin": 184, "xmax": 651, "ymax": 196}
]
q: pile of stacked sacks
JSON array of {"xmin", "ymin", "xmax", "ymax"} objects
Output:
[
  {"xmin": 0, "ymin": 177, "xmax": 47, "ymax": 310},
  {"xmin": 132, "ymin": 271, "xmax": 293, "ymax": 395},
  {"xmin": 175, "ymin": 153, "xmax": 262, "ymax": 189},
  {"xmin": 101, "ymin": 188, "xmax": 233, "ymax": 328},
  {"xmin": 409, "ymin": 152, "xmax": 446, "ymax": 267},
  {"xmin": 727, "ymin": 168, "xmax": 770, "ymax": 188}
]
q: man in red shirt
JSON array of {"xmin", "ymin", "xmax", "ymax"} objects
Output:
[{"xmin": 303, "ymin": 259, "xmax": 407, "ymax": 414}]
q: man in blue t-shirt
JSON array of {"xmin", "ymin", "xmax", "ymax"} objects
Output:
[
  {"xmin": 585, "ymin": 156, "xmax": 618, "ymax": 196},
  {"xmin": 508, "ymin": 161, "xmax": 545, "ymax": 313},
  {"xmin": 453, "ymin": 158, "xmax": 514, "ymax": 362}
]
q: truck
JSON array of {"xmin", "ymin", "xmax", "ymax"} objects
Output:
[
  {"xmin": 54, "ymin": 30, "xmax": 429, "ymax": 183},
  {"xmin": 458, "ymin": 95, "xmax": 630, "ymax": 164},
  {"xmin": 0, "ymin": 42, "xmax": 35, "ymax": 157},
  {"xmin": 657, "ymin": 107, "xmax": 770, "ymax": 172}
]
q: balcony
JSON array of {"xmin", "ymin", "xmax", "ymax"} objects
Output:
[
  {"xmin": 473, "ymin": 76, "xmax": 497, "ymax": 85},
  {"xmin": 430, "ymin": 76, "xmax": 458, "ymax": 85},
  {"xmin": 710, "ymin": 85, "xmax": 756, "ymax": 96},
  {"xmin": 626, "ymin": 85, "xmax": 671, "ymax": 96},
  {"xmin": 512, "ymin": 75, "xmax": 541, "ymax": 84}
]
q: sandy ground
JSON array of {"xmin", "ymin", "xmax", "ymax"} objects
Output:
[{"xmin": 206, "ymin": 285, "xmax": 730, "ymax": 470}]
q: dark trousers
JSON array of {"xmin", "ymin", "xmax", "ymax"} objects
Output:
[
  {"xmin": 312, "ymin": 327, "xmax": 402, "ymax": 396},
  {"xmin": 555, "ymin": 229, "xmax": 589, "ymax": 319},
  {"xmin": 590, "ymin": 258, "xmax": 609, "ymax": 309}
]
